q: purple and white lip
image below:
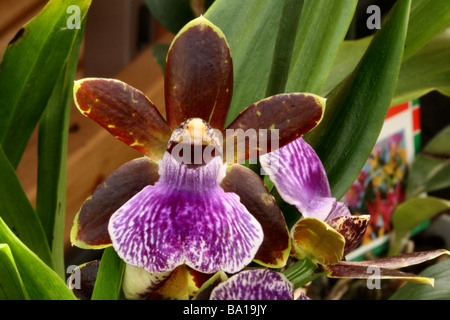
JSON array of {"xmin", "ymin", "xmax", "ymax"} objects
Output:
[{"xmin": 108, "ymin": 118, "xmax": 264, "ymax": 274}]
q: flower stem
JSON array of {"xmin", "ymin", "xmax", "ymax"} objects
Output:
[{"xmin": 283, "ymin": 258, "xmax": 325, "ymax": 288}]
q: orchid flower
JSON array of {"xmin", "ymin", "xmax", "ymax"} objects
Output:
[
  {"xmin": 70, "ymin": 16, "xmax": 326, "ymax": 299},
  {"xmin": 260, "ymin": 137, "xmax": 449, "ymax": 284},
  {"xmin": 260, "ymin": 137, "xmax": 370, "ymax": 265},
  {"xmin": 209, "ymin": 269, "xmax": 296, "ymax": 300}
]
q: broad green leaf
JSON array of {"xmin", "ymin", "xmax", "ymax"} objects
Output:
[
  {"xmin": 390, "ymin": 258, "xmax": 450, "ymax": 300},
  {"xmin": 392, "ymin": 29, "xmax": 450, "ymax": 106},
  {"xmin": 406, "ymin": 125, "xmax": 450, "ymax": 198},
  {"xmin": 91, "ymin": 247, "xmax": 125, "ymax": 300},
  {"xmin": 284, "ymin": 0, "xmax": 358, "ymax": 94},
  {"xmin": 0, "ymin": 146, "xmax": 53, "ymax": 267},
  {"xmin": 305, "ymin": 0, "xmax": 411, "ymax": 200},
  {"xmin": 205, "ymin": 0, "xmax": 283, "ymax": 126},
  {"xmin": 0, "ymin": 244, "xmax": 29, "ymax": 300},
  {"xmin": 389, "ymin": 197, "xmax": 450, "ymax": 256},
  {"xmin": 0, "ymin": 0, "xmax": 91, "ymax": 168},
  {"xmin": 206, "ymin": 0, "xmax": 356, "ymax": 126},
  {"xmin": 0, "ymin": 218, "xmax": 75, "ymax": 300},
  {"xmin": 264, "ymin": 0, "xmax": 304, "ymax": 96},
  {"xmin": 403, "ymin": 0, "xmax": 450, "ymax": 61},
  {"xmin": 36, "ymin": 14, "xmax": 88, "ymax": 279},
  {"xmin": 322, "ymin": 0, "xmax": 450, "ymax": 99},
  {"xmin": 320, "ymin": 36, "xmax": 371, "ymax": 97}
]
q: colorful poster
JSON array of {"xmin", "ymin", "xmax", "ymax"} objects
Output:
[{"xmin": 344, "ymin": 100, "xmax": 421, "ymax": 259}]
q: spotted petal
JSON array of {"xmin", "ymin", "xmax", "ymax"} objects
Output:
[
  {"xmin": 260, "ymin": 137, "xmax": 330, "ymax": 214},
  {"xmin": 220, "ymin": 164, "xmax": 290, "ymax": 268},
  {"xmin": 210, "ymin": 269, "xmax": 293, "ymax": 300},
  {"xmin": 74, "ymin": 78, "xmax": 172, "ymax": 161},
  {"xmin": 108, "ymin": 156, "xmax": 263, "ymax": 274},
  {"xmin": 327, "ymin": 215, "xmax": 370, "ymax": 256},
  {"xmin": 326, "ymin": 250, "xmax": 450, "ymax": 286},
  {"xmin": 71, "ymin": 157, "xmax": 160, "ymax": 249},
  {"xmin": 165, "ymin": 16, "xmax": 233, "ymax": 130},
  {"xmin": 224, "ymin": 94, "xmax": 325, "ymax": 164}
]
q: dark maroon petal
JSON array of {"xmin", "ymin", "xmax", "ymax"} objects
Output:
[
  {"xmin": 165, "ymin": 16, "xmax": 233, "ymax": 130},
  {"xmin": 74, "ymin": 78, "xmax": 172, "ymax": 162},
  {"xmin": 67, "ymin": 260, "xmax": 100, "ymax": 300},
  {"xmin": 71, "ymin": 157, "xmax": 160, "ymax": 248},
  {"xmin": 224, "ymin": 93, "xmax": 325, "ymax": 163},
  {"xmin": 220, "ymin": 164, "xmax": 290, "ymax": 268},
  {"xmin": 327, "ymin": 215, "xmax": 370, "ymax": 256},
  {"xmin": 336, "ymin": 249, "xmax": 450, "ymax": 269},
  {"xmin": 326, "ymin": 263, "xmax": 434, "ymax": 285}
]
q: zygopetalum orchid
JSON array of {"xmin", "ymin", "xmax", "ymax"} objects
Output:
[
  {"xmin": 70, "ymin": 16, "xmax": 326, "ymax": 299},
  {"xmin": 260, "ymin": 137, "xmax": 450, "ymax": 285},
  {"xmin": 260, "ymin": 137, "xmax": 370, "ymax": 266},
  {"xmin": 207, "ymin": 269, "xmax": 298, "ymax": 300}
]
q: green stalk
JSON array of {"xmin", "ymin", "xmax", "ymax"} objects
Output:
[{"xmin": 283, "ymin": 258, "xmax": 324, "ymax": 289}]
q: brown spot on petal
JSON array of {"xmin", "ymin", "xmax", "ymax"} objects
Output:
[
  {"xmin": 327, "ymin": 215, "xmax": 370, "ymax": 257},
  {"xmin": 72, "ymin": 157, "xmax": 160, "ymax": 248},
  {"xmin": 223, "ymin": 93, "xmax": 325, "ymax": 163}
]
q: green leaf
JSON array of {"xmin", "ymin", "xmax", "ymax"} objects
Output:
[
  {"xmin": 0, "ymin": 146, "xmax": 53, "ymax": 267},
  {"xmin": 390, "ymin": 258, "xmax": 450, "ymax": 300},
  {"xmin": 264, "ymin": 0, "xmax": 304, "ymax": 96},
  {"xmin": 389, "ymin": 197, "xmax": 450, "ymax": 256},
  {"xmin": 0, "ymin": 244, "xmax": 29, "ymax": 300},
  {"xmin": 407, "ymin": 125, "xmax": 450, "ymax": 198},
  {"xmin": 0, "ymin": 218, "xmax": 75, "ymax": 300},
  {"xmin": 305, "ymin": 0, "xmax": 411, "ymax": 200},
  {"xmin": 36, "ymin": 13, "xmax": 88, "ymax": 279},
  {"xmin": 284, "ymin": 0, "xmax": 358, "ymax": 94},
  {"xmin": 206, "ymin": 0, "xmax": 356, "ymax": 126},
  {"xmin": 322, "ymin": 0, "xmax": 450, "ymax": 100},
  {"xmin": 91, "ymin": 247, "xmax": 125, "ymax": 300},
  {"xmin": 145, "ymin": 0, "xmax": 196, "ymax": 34},
  {"xmin": 205, "ymin": 0, "xmax": 283, "ymax": 126},
  {"xmin": 392, "ymin": 29, "xmax": 450, "ymax": 106},
  {"xmin": 320, "ymin": 36, "xmax": 372, "ymax": 97},
  {"xmin": 403, "ymin": 0, "xmax": 450, "ymax": 61},
  {"xmin": 151, "ymin": 43, "xmax": 170, "ymax": 74},
  {"xmin": 0, "ymin": 0, "xmax": 91, "ymax": 168}
]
